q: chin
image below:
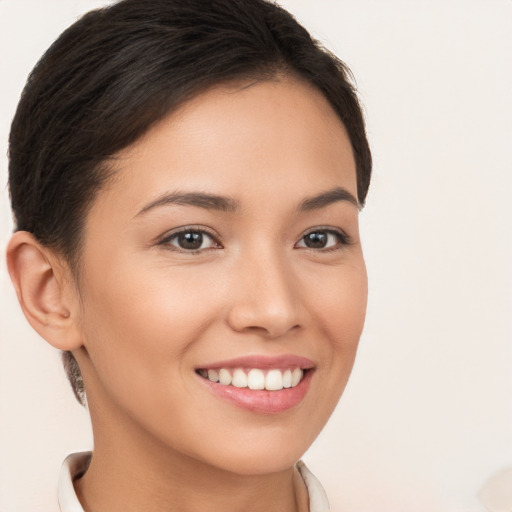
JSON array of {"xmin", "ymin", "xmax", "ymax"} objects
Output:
[
  {"xmin": 208, "ymin": 444, "xmax": 308, "ymax": 476},
  {"xmin": 188, "ymin": 419, "xmax": 324, "ymax": 476}
]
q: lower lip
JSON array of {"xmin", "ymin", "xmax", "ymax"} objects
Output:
[{"xmin": 198, "ymin": 370, "xmax": 313, "ymax": 414}]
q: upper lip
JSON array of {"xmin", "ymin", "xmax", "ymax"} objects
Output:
[{"xmin": 195, "ymin": 354, "xmax": 315, "ymax": 370}]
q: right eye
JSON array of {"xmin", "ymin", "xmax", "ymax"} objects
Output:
[{"xmin": 160, "ymin": 229, "xmax": 221, "ymax": 253}]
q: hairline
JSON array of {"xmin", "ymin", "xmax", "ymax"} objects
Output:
[{"xmin": 66, "ymin": 70, "xmax": 358, "ymax": 286}]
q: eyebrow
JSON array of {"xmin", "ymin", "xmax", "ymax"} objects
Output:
[
  {"xmin": 135, "ymin": 191, "xmax": 240, "ymax": 217},
  {"xmin": 297, "ymin": 187, "xmax": 359, "ymax": 211},
  {"xmin": 135, "ymin": 186, "xmax": 358, "ymax": 218}
]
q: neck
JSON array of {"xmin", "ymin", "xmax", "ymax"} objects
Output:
[{"xmin": 75, "ymin": 402, "xmax": 309, "ymax": 512}]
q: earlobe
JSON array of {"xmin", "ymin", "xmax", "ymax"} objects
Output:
[{"xmin": 6, "ymin": 231, "xmax": 82, "ymax": 351}]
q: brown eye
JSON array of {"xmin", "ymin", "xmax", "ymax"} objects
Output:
[
  {"xmin": 163, "ymin": 229, "xmax": 219, "ymax": 252},
  {"xmin": 296, "ymin": 229, "xmax": 349, "ymax": 250},
  {"xmin": 303, "ymin": 232, "xmax": 329, "ymax": 248},
  {"xmin": 177, "ymin": 231, "xmax": 204, "ymax": 250}
]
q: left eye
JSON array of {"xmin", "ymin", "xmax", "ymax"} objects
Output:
[
  {"xmin": 163, "ymin": 230, "xmax": 219, "ymax": 251},
  {"xmin": 296, "ymin": 230, "xmax": 346, "ymax": 250}
]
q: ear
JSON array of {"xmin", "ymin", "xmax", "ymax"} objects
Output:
[{"xmin": 6, "ymin": 231, "xmax": 83, "ymax": 351}]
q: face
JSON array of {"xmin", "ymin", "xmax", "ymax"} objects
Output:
[{"xmin": 73, "ymin": 77, "xmax": 367, "ymax": 475}]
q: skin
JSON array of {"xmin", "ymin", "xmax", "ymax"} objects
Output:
[{"xmin": 7, "ymin": 76, "xmax": 367, "ymax": 512}]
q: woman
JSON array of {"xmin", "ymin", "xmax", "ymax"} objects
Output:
[{"xmin": 5, "ymin": 0, "xmax": 371, "ymax": 510}]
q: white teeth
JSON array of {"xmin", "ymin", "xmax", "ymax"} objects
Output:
[
  {"xmin": 283, "ymin": 369, "xmax": 292, "ymax": 388},
  {"xmin": 207, "ymin": 369, "xmax": 219, "ymax": 383},
  {"xmin": 265, "ymin": 369, "xmax": 284, "ymax": 390},
  {"xmin": 218, "ymin": 369, "xmax": 232, "ymax": 386},
  {"xmin": 247, "ymin": 369, "xmax": 265, "ymax": 390},
  {"xmin": 291, "ymin": 368, "xmax": 303, "ymax": 387},
  {"xmin": 232, "ymin": 369, "xmax": 248, "ymax": 388},
  {"xmin": 200, "ymin": 367, "xmax": 306, "ymax": 391}
]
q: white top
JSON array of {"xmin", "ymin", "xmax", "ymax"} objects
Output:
[{"xmin": 58, "ymin": 452, "xmax": 330, "ymax": 512}]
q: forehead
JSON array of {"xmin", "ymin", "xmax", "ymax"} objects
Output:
[{"xmin": 90, "ymin": 77, "xmax": 357, "ymax": 220}]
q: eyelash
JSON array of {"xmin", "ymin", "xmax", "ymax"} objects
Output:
[
  {"xmin": 158, "ymin": 226, "xmax": 352, "ymax": 254},
  {"xmin": 297, "ymin": 227, "xmax": 352, "ymax": 252},
  {"xmin": 158, "ymin": 226, "xmax": 221, "ymax": 254}
]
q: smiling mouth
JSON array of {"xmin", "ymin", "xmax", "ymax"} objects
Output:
[{"xmin": 196, "ymin": 367, "xmax": 307, "ymax": 391}]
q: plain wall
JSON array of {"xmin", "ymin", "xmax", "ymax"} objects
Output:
[{"xmin": 1, "ymin": 1, "xmax": 511, "ymax": 511}]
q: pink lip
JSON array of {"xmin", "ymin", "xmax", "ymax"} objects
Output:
[
  {"xmin": 195, "ymin": 354, "xmax": 315, "ymax": 371},
  {"xmin": 195, "ymin": 354, "xmax": 315, "ymax": 414}
]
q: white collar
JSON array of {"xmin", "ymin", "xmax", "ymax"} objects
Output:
[
  {"xmin": 58, "ymin": 452, "xmax": 91, "ymax": 512},
  {"xmin": 58, "ymin": 452, "xmax": 330, "ymax": 512}
]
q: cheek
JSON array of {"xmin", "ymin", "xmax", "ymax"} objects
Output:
[
  {"xmin": 306, "ymin": 259, "xmax": 367, "ymax": 395},
  {"xmin": 77, "ymin": 257, "xmax": 221, "ymax": 399},
  {"xmin": 77, "ymin": 262, "xmax": 227, "ymax": 455},
  {"xmin": 312, "ymin": 259, "xmax": 368, "ymax": 345}
]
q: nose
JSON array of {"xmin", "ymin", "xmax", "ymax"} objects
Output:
[{"xmin": 225, "ymin": 249, "xmax": 305, "ymax": 339}]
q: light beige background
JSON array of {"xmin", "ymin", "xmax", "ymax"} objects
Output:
[{"xmin": 1, "ymin": 1, "xmax": 511, "ymax": 511}]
